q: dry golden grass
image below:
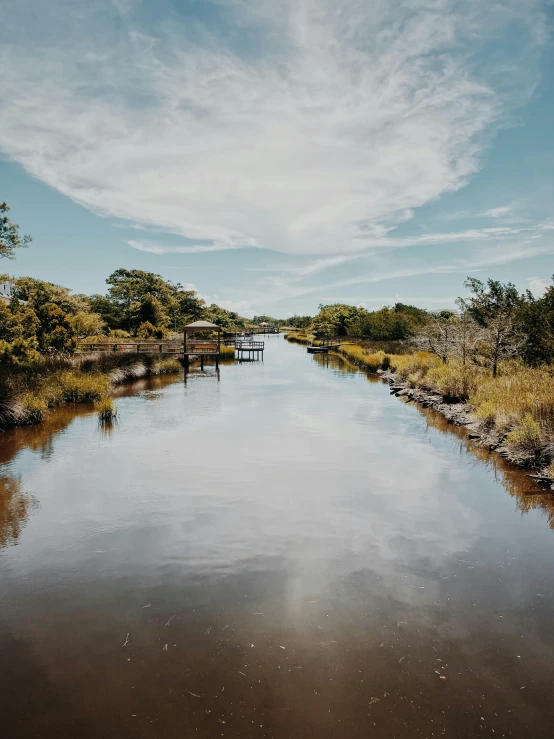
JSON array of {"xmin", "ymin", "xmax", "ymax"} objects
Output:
[
  {"xmin": 94, "ymin": 397, "xmax": 118, "ymax": 423},
  {"xmin": 471, "ymin": 365, "xmax": 554, "ymax": 435},
  {"xmin": 285, "ymin": 332, "xmax": 315, "ymax": 345}
]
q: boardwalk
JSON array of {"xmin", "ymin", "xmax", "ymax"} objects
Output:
[{"xmin": 77, "ymin": 338, "xmax": 265, "ymax": 362}]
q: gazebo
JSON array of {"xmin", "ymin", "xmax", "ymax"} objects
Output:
[{"xmin": 183, "ymin": 320, "xmax": 221, "ymax": 368}]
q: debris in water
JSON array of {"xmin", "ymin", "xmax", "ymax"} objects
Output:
[
  {"xmin": 122, "ymin": 633, "xmax": 130, "ymax": 647},
  {"xmin": 238, "ymin": 671, "xmax": 247, "ymax": 677},
  {"xmin": 279, "ymin": 646, "xmax": 286, "ymax": 650},
  {"xmin": 368, "ymin": 697, "xmax": 380, "ymax": 706},
  {"xmin": 163, "ymin": 644, "xmax": 168, "ymax": 651},
  {"xmin": 187, "ymin": 690, "xmax": 201, "ymax": 698},
  {"xmin": 142, "ymin": 604, "xmax": 151, "ymax": 609},
  {"xmin": 165, "ymin": 615, "xmax": 177, "ymax": 626}
]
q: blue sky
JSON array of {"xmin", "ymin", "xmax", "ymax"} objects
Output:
[{"xmin": 1, "ymin": 0, "xmax": 553, "ymax": 318}]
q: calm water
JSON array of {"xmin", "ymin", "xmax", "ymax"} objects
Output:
[{"xmin": 1, "ymin": 337, "xmax": 554, "ymax": 738}]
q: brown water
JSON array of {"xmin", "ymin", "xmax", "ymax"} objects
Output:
[{"xmin": 1, "ymin": 337, "xmax": 554, "ymax": 738}]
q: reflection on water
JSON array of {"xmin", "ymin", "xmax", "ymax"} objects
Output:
[
  {"xmin": 0, "ymin": 476, "xmax": 38, "ymax": 549},
  {"xmin": 0, "ymin": 338, "xmax": 553, "ymax": 739}
]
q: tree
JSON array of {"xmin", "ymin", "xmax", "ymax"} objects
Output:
[
  {"xmin": 313, "ymin": 304, "xmax": 363, "ymax": 337},
  {"xmin": 519, "ymin": 276, "xmax": 554, "ymax": 366},
  {"xmin": 71, "ymin": 310, "xmax": 105, "ymax": 338},
  {"xmin": 462, "ymin": 277, "xmax": 525, "ymax": 376},
  {"xmin": 0, "ymin": 203, "xmax": 32, "ymax": 259},
  {"xmin": 136, "ymin": 294, "xmax": 170, "ymax": 330},
  {"xmin": 451, "ymin": 301, "xmax": 481, "ymax": 365},
  {"xmin": 414, "ymin": 313, "xmax": 457, "ymax": 364}
]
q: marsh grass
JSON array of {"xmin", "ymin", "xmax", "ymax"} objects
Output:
[
  {"xmin": 94, "ymin": 397, "xmax": 118, "ymax": 423},
  {"xmin": 285, "ymin": 332, "xmax": 315, "ymax": 345},
  {"xmin": 1, "ymin": 352, "xmax": 184, "ymax": 429}
]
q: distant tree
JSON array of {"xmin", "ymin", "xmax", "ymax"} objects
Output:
[
  {"xmin": 202, "ymin": 303, "xmax": 237, "ymax": 329},
  {"xmin": 0, "ymin": 203, "xmax": 32, "ymax": 259},
  {"xmin": 313, "ymin": 304, "xmax": 362, "ymax": 337},
  {"xmin": 462, "ymin": 277, "xmax": 525, "ymax": 376}
]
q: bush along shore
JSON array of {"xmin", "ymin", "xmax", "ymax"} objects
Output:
[
  {"xmin": 0, "ymin": 353, "xmax": 182, "ymax": 429},
  {"xmin": 335, "ymin": 346, "xmax": 554, "ymax": 488}
]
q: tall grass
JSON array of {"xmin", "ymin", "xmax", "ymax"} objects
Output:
[
  {"xmin": 285, "ymin": 332, "xmax": 315, "ymax": 345},
  {"xmin": 94, "ymin": 397, "xmax": 118, "ymax": 423},
  {"xmin": 0, "ymin": 352, "xmax": 183, "ymax": 429}
]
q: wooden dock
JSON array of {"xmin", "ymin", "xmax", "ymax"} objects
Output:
[
  {"xmin": 77, "ymin": 338, "xmax": 264, "ymax": 364},
  {"xmin": 235, "ymin": 340, "xmax": 264, "ymax": 361}
]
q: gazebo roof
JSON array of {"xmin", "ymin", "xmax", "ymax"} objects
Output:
[{"xmin": 183, "ymin": 320, "xmax": 221, "ymax": 330}]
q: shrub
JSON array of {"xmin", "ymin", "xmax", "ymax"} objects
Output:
[
  {"xmin": 220, "ymin": 345, "xmax": 235, "ymax": 357},
  {"xmin": 0, "ymin": 337, "xmax": 41, "ymax": 366},
  {"xmin": 110, "ymin": 329, "xmax": 131, "ymax": 339}
]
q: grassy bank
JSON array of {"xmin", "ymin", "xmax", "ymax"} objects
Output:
[
  {"xmin": 336, "ymin": 345, "xmax": 554, "ymax": 475},
  {"xmin": 0, "ymin": 353, "xmax": 183, "ymax": 429},
  {"xmin": 285, "ymin": 331, "xmax": 316, "ymax": 345}
]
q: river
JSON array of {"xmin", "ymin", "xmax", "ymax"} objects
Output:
[{"xmin": 1, "ymin": 336, "xmax": 554, "ymax": 738}]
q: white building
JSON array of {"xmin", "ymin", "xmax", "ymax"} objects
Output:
[{"xmin": 0, "ymin": 281, "xmax": 15, "ymax": 305}]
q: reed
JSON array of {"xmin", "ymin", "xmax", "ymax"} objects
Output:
[{"xmin": 94, "ymin": 397, "xmax": 118, "ymax": 423}]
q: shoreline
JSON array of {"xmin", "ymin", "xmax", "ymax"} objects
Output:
[{"xmin": 332, "ymin": 347, "xmax": 554, "ymax": 491}]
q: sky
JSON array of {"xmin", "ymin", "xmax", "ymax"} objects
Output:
[{"xmin": 1, "ymin": 0, "xmax": 553, "ymax": 318}]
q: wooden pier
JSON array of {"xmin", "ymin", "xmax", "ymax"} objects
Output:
[
  {"xmin": 235, "ymin": 340, "xmax": 264, "ymax": 361},
  {"xmin": 77, "ymin": 333, "xmax": 265, "ymax": 365}
]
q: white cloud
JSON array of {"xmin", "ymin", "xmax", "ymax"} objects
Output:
[
  {"xmin": 527, "ymin": 277, "xmax": 550, "ymax": 295},
  {"xmin": 216, "ymin": 299, "xmax": 255, "ymax": 318},
  {"xmin": 0, "ymin": 0, "xmax": 548, "ymax": 257},
  {"xmin": 127, "ymin": 239, "xmax": 246, "ymax": 254},
  {"xmin": 479, "ymin": 206, "xmax": 511, "ymax": 218}
]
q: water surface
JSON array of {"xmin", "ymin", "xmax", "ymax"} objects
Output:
[{"xmin": 1, "ymin": 338, "xmax": 554, "ymax": 738}]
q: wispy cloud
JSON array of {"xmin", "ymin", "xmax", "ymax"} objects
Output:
[
  {"xmin": 479, "ymin": 206, "xmax": 512, "ymax": 218},
  {"xmin": 0, "ymin": 0, "xmax": 548, "ymax": 257},
  {"xmin": 127, "ymin": 239, "xmax": 247, "ymax": 255}
]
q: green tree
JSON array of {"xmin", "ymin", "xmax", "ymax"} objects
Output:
[
  {"xmin": 519, "ymin": 276, "xmax": 554, "ymax": 366},
  {"xmin": 137, "ymin": 294, "xmax": 170, "ymax": 329},
  {"xmin": 0, "ymin": 203, "xmax": 32, "ymax": 259},
  {"xmin": 313, "ymin": 304, "xmax": 363, "ymax": 337},
  {"xmin": 71, "ymin": 310, "xmax": 105, "ymax": 338}
]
